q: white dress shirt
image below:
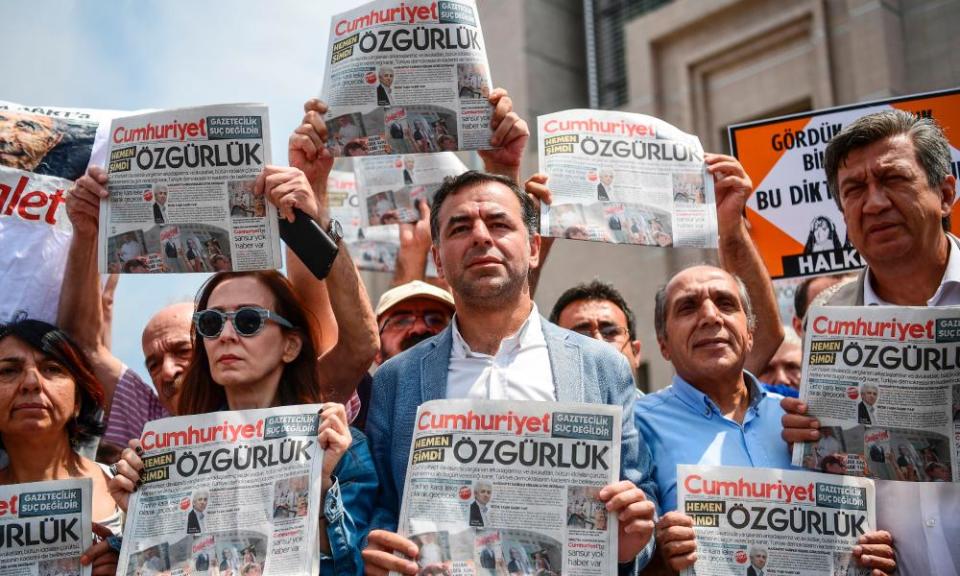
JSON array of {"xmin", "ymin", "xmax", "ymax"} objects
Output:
[
  {"xmin": 446, "ymin": 304, "xmax": 555, "ymax": 401},
  {"xmin": 864, "ymin": 234, "xmax": 960, "ymax": 306}
]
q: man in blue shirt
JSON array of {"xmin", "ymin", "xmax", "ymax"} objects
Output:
[{"xmin": 636, "ymin": 264, "xmax": 896, "ymax": 574}]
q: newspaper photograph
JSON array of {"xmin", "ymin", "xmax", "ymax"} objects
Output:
[
  {"xmin": 537, "ymin": 109, "xmax": 718, "ymax": 248},
  {"xmin": 793, "ymin": 305, "xmax": 960, "ymax": 483},
  {"xmin": 117, "ymin": 406, "xmax": 324, "ymax": 576},
  {"xmin": 322, "ymin": 0, "xmax": 495, "ymax": 157},
  {"xmin": 396, "ymin": 399, "xmax": 621, "ymax": 576},
  {"xmin": 677, "ymin": 464, "xmax": 875, "ymax": 576},
  {"xmin": 0, "ymin": 100, "xmax": 119, "ymax": 323},
  {"xmin": 327, "ymin": 168, "xmax": 401, "ymax": 272},
  {"xmin": 355, "ymin": 152, "xmax": 467, "ymax": 226},
  {"xmin": 97, "ymin": 104, "xmax": 281, "ymax": 274},
  {"xmin": 0, "ymin": 478, "xmax": 93, "ymax": 576}
]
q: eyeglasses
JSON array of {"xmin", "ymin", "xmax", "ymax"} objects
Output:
[
  {"xmin": 193, "ymin": 307, "xmax": 294, "ymax": 339},
  {"xmin": 572, "ymin": 324, "xmax": 629, "ymax": 343},
  {"xmin": 380, "ymin": 311, "xmax": 450, "ymax": 334}
]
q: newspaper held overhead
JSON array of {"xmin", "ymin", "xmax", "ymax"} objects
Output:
[
  {"xmin": 0, "ymin": 478, "xmax": 93, "ymax": 576},
  {"xmin": 0, "ymin": 101, "xmax": 119, "ymax": 323},
  {"xmin": 355, "ymin": 152, "xmax": 467, "ymax": 227},
  {"xmin": 327, "ymin": 169, "xmax": 401, "ymax": 273},
  {"xmin": 537, "ymin": 109, "xmax": 718, "ymax": 248},
  {"xmin": 677, "ymin": 465, "xmax": 875, "ymax": 576},
  {"xmin": 98, "ymin": 104, "xmax": 281, "ymax": 274},
  {"xmin": 322, "ymin": 0, "xmax": 494, "ymax": 157},
  {"xmin": 117, "ymin": 406, "xmax": 324, "ymax": 576},
  {"xmin": 793, "ymin": 305, "xmax": 960, "ymax": 482},
  {"xmin": 396, "ymin": 399, "xmax": 621, "ymax": 576}
]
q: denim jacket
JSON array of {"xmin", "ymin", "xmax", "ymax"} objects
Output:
[{"xmin": 321, "ymin": 427, "xmax": 378, "ymax": 576}]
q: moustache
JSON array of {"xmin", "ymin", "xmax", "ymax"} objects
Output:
[{"xmin": 400, "ymin": 331, "xmax": 436, "ymax": 351}]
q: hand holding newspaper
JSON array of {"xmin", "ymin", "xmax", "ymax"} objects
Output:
[
  {"xmin": 322, "ymin": 0, "xmax": 495, "ymax": 157},
  {"xmin": 792, "ymin": 305, "xmax": 960, "ymax": 482},
  {"xmin": 677, "ymin": 464, "xmax": 876, "ymax": 576},
  {"xmin": 396, "ymin": 399, "xmax": 621, "ymax": 576},
  {"xmin": 116, "ymin": 406, "xmax": 324, "ymax": 576},
  {"xmin": 0, "ymin": 478, "xmax": 93, "ymax": 576},
  {"xmin": 537, "ymin": 109, "xmax": 718, "ymax": 248},
  {"xmin": 98, "ymin": 104, "xmax": 281, "ymax": 274}
]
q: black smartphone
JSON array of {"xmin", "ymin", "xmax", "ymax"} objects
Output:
[{"xmin": 278, "ymin": 208, "xmax": 339, "ymax": 280}]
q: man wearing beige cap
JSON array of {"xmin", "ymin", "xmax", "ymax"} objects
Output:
[{"xmin": 375, "ymin": 280, "xmax": 456, "ymax": 364}]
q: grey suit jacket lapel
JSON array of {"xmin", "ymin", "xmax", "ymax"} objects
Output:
[
  {"xmin": 542, "ymin": 319, "xmax": 584, "ymax": 402},
  {"xmin": 420, "ymin": 327, "xmax": 453, "ymax": 402}
]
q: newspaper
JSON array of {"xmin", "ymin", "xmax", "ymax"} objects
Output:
[
  {"xmin": 793, "ymin": 305, "xmax": 960, "ymax": 483},
  {"xmin": 677, "ymin": 464, "xmax": 875, "ymax": 576},
  {"xmin": 537, "ymin": 109, "xmax": 718, "ymax": 248},
  {"xmin": 327, "ymin": 168, "xmax": 401, "ymax": 272},
  {"xmin": 0, "ymin": 478, "xmax": 93, "ymax": 576},
  {"xmin": 396, "ymin": 399, "xmax": 621, "ymax": 576},
  {"xmin": 0, "ymin": 100, "xmax": 120, "ymax": 323},
  {"xmin": 322, "ymin": 0, "xmax": 494, "ymax": 157},
  {"xmin": 117, "ymin": 406, "xmax": 324, "ymax": 576},
  {"xmin": 355, "ymin": 152, "xmax": 467, "ymax": 226},
  {"xmin": 98, "ymin": 104, "xmax": 281, "ymax": 274}
]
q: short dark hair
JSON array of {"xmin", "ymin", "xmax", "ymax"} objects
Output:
[
  {"xmin": 825, "ymin": 110, "xmax": 952, "ymax": 225},
  {"xmin": 0, "ymin": 320, "xmax": 106, "ymax": 448},
  {"xmin": 548, "ymin": 280, "xmax": 636, "ymax": 339},
  {"xmin": 430, "ymin": 171, "xmax": 537, "ymax": 244},
  {"xmin": 653, "ymin": 265, "xmax": 755, "ymax": 341}
]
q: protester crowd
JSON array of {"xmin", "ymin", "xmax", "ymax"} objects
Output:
[{"xmin": 5, "ymin": 69, "xmax": 960, "ymax": 576}]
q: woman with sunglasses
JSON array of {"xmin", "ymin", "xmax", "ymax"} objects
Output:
[
  {"xmin": 0, "ymin": 320, "xmax": 123, "ymax": 576},
  {"xmin": 108, "ymin": 117, "xmax": 380, "ymax": 574}
]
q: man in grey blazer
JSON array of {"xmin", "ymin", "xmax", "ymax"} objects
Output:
[{"xmin": 362, "ymin": 171, "xmax": 657, "ymax": 576}]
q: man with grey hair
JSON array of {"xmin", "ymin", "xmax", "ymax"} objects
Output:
[
  {"xmin": 746, "ymin": 544, "xmax": 768, "ymax": 576},
  {"xmin": 187, "ymin": 488, "xmax": 210, "ymax": 534},
  {"xmin": 858, "ymin": 382, "xmax": 879, "ymax": 425},
  {"xmin": 822, "ymin": 109, "xmax": 957, "ymax": 307},
  {"xmin": 639, "ymin": 265, "xmax": 894, "ymax": 573},
  {"xmin": 468, "ymin": 480, "xmax": 493, "ymax": 527}
]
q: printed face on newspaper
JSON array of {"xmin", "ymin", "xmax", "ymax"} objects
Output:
[
  {"xmin": 537, "ymin": 109, "xmax": 718, "ymax": 249},
  {"xmin": 116, "ymin": 406, "xmax": 324, "ymax": 576},
  {"xmin": 97, "ymin": 104, "xmax": 281, "ymax": 274},
  {"xmin": 354, "ymin": 152, "xmax": 467, "ymax": 227},
  {"xmin": 0, "ymin": 101, "xmax": 121, "ymax": 323},
  {"xmin": 322, "ymin": 0, "xmax": 495, "ymax": 157},
  {"xmin": 792, "ymin": 305, "xmax": 960, "ymax": 483},
  {"xmin": 396, "ymin": 399, "xmax": 621, "ymax": 576},
  {"xmin": 328, "ymin": 168, "xmax": 409, "ymax": 273},
  {"xmin": 678, "ymin": 464, "xmax": 875, "ymax": 576},
  {"xmin": 0, "ymin": 478, "xmax": 93, "ymax": 576}
]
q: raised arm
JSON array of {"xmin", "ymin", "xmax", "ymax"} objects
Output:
[
  {"xmin": 706, "ymin": 153, "xmax": 784, "ymax": 374},
  {"xmin": 478, "ymin": 88, "xmax": 530, "ymax": 184},
  {"xmin": 61, "ymin": 166, "xmax": 124, "ymax": 411},
  {"xmin": 263, "ymin": 101, "xmax": 378, "ymax": 404}
]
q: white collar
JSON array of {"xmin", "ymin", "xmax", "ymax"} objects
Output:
[
  {"xmin": 864, "ymin": 234, "xmax": 960, "ymax": 305},
  {"xmin": 451, "ymin": 303, "xmax": 543, "ymax": 359}
]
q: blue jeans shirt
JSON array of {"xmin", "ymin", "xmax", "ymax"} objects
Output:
[{"xmin": 322, "ymin": 427, "xmax": 378, "ymax": 576}]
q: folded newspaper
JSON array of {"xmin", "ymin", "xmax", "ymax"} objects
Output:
[
  {"xmin": 396, "ymin": 399, "xmax": 621, "ymax": 576},
  {"xmin": 322, "ymin": 0, "xmax": 495, "ymax": 157},
  {"xmin": 117, "ymin": 406, "xmax": 324, "ymax": 576},
  {"xmin": 538, "ymin": 109, "xmax": 718, "ymax": 248},
  {"xmin": 0, "ymin": 478, "xmax": 93, "ymax": 576},
  {"xmin": 678, "ymin": 464, "xmax": 875, "ymax": 576},
  {"xmin": 327, "ymin": 169, "xmax": 401, "ymax": 273},
  {"xmin": 793, "ymin": 305, "xmax": 960, "ymax": 482},
  {"xmin": 0, "ymin": 100, "xmax": 120, "ymax": 323},
  {"xmin": 355, "ymin": 152, "xmax": 467, "ymax": 226},
  {"xmin": 98, "ymin": 104, "xmax": 281, "ymax": 274}
]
